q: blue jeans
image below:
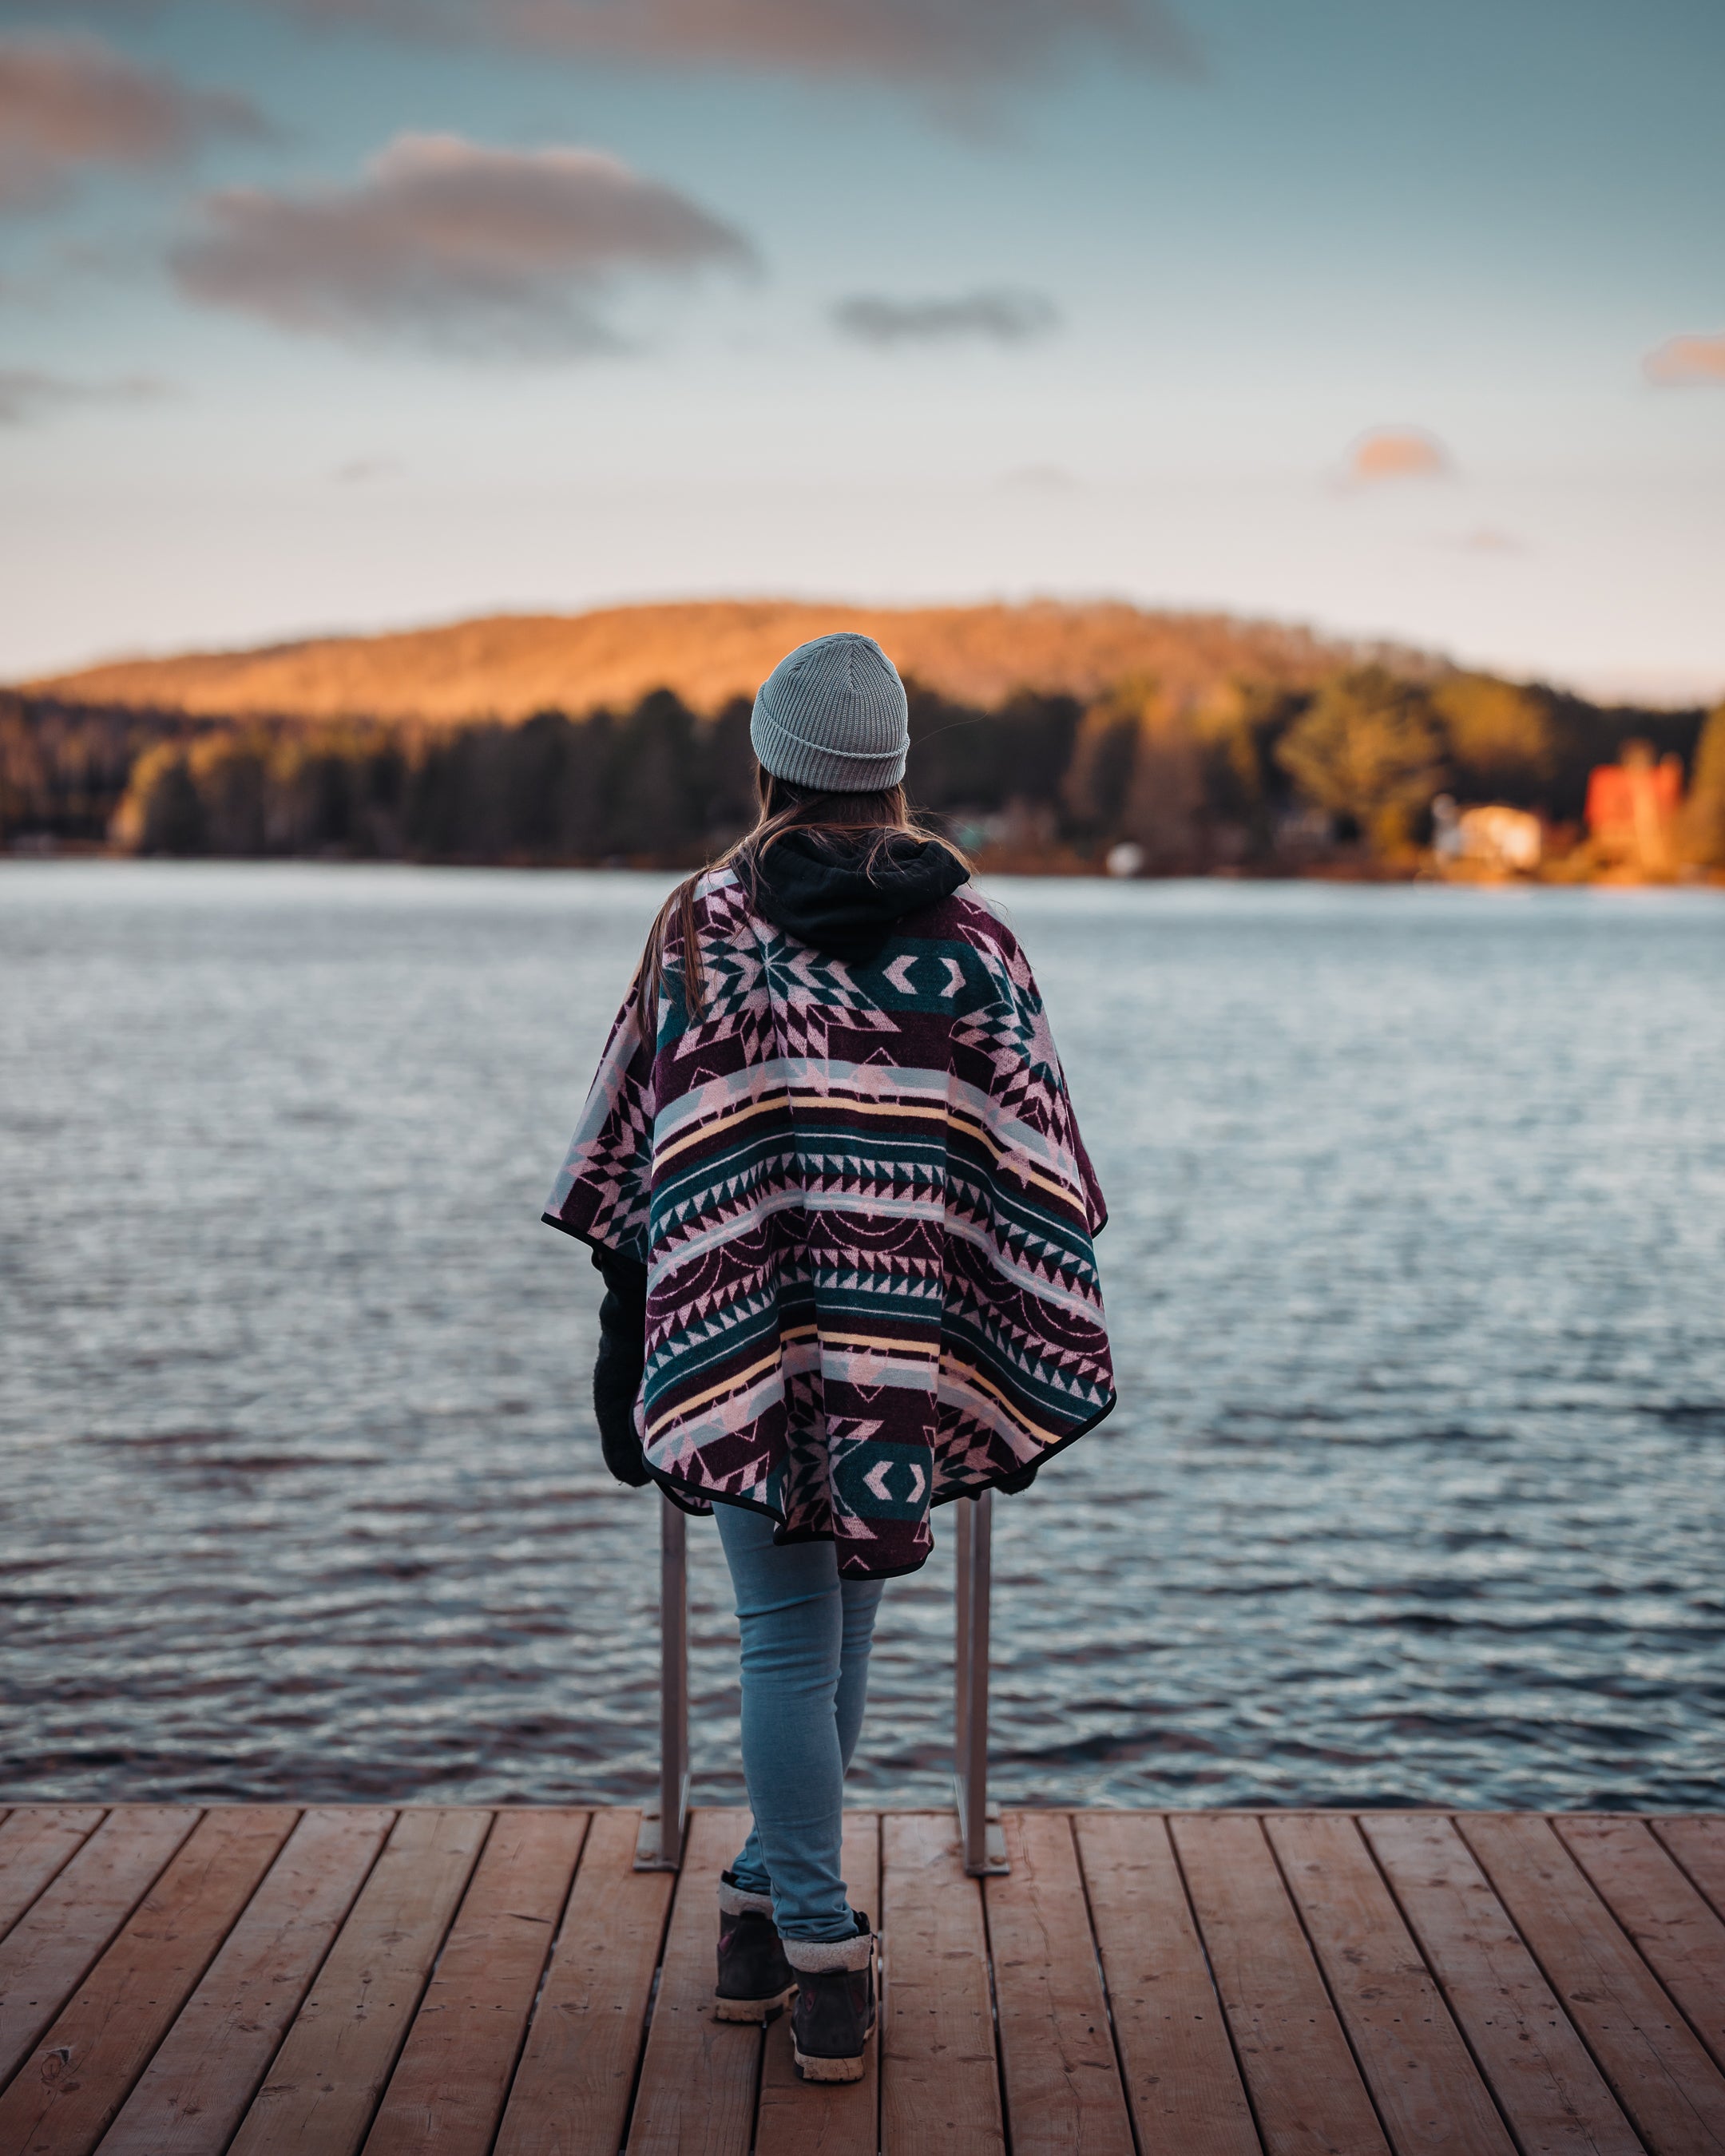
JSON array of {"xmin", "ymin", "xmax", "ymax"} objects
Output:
[{"xmin": 714, "ymin": 1504, "xmax": 886, "ymax": 1943}]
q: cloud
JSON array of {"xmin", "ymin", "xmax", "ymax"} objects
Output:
[
  {"xmin": 1459, "ymin": 526, "xmax": 1523, "ymax": 555},
  {"xmin": 332, "ymin": 455, "xmax": 402, "ymax": 482},
  {"xmin": 1643, "ymin": 333, "xmax": 1725, "ymax": 387},
  {"xmin": 0, "ymin": 32, "xmax": 265, "ymax": 212},
  {"xmin": 0, "ymin": 0, "xmax": 1201, "ymax": 81},
  {"xmin": 495, "ymin": 0, "xmax": 1196, "ymax": 82},
  {"xmin": 1344, "ymin": 427, "xmax": 1450, "ymax": 483},
  {"xmin": 170, "ymin": 133, "xmax": 755, "ymax": 356},
  {"xmin": 216, "ymin": 0, "xmax": 1196, "ymax": 85},
  {"xmin": 0, "ymin": 367, "xmax": 169, "ymax": 423},
  {"xmin": 834, "ymin": 288, "xmax": 1059, "ymax": 349}
]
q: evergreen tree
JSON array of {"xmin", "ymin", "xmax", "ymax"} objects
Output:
[{"xmin": 1276, "ymin": 667, "xmax": 1445, "ymax": 853}]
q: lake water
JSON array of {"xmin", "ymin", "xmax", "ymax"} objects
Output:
[{"xmin": 3, "ymin": 862, "xmax": 1723, "ymax": 1812}]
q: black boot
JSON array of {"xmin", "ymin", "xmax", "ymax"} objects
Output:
[
  {"xmin": 714, "ymin": 1873, "xmax": 795, "ymax": 2023},
  {"xmin": 785, "ymin": 1912, "xmax": 876, "ymax": 2083}
]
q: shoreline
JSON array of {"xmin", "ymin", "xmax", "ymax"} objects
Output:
[{"xmin": 6, "ymin": 838, "xmax": 1723, "ymax": 890}]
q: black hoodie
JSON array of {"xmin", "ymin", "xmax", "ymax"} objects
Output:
[{"xmin": 744, "ymin": 827, "xmax": 970, "ymax": 960}]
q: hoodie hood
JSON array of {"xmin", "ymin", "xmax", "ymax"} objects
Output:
[{"xmin": 746, "ymin": 828, "xmax": 969, "ymax": 961}]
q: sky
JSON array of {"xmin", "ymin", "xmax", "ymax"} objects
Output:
[{"xmin": 2, "ymin": 0, "xmax": 1722, "ymax": 697}]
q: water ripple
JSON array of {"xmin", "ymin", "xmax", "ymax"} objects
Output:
[{"xmin": 2, "ymin": 864, "xmax": 1722, "ymax": 1809}]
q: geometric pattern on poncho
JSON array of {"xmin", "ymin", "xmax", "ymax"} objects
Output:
[{"xmin": 545, "ymin": 868, "xmax": 1115, "ymax": 1579}]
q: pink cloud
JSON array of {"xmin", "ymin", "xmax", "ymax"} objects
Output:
[
  {"xmin": 110, "ymin": 0, "xmax": 1196, "ymax": 84},
  {"xmin": 0, "ymin": 32, "xmax": 264, "ymax": 211},
  {"xmin": 1345, "ymin": 427, "xmax": 1450, "ymax": 484},
  {"xmin": 1643, "ymin": 333, "xmax": 1725, "ymax": 387},
  {"xmin": 171, "ymin": 133, "xmax": 755, "ymax": 355},
  {"xmin": 1460, "ymin": 527, "xmax": 1523, "ymax": 556},
  {"xmin": 485, "ymin": 0, "xmax": 1195, "ymax": 80}
]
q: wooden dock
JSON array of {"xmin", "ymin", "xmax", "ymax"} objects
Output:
[{"xmin": 2, "ymin": 1805, "xmax": 1723, "ymax": 2154}]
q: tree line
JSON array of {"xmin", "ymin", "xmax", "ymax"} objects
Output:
[{"xmin": 2, "ymin": 668, "xmax": 1720, "ymax": 870}]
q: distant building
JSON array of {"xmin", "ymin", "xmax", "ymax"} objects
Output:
[
  {"xmin": 1431, "ymin": 795, "xmax": 1542, "ymax": 874},
  {"xmin": 1586, "ymin": 744, "xmax": 1683, "ymax": 874}
]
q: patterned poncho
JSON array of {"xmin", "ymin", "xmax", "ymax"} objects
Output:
[{"xmin": 544, "ymin": 866, "xmax": 1114, "ymax": 1578}]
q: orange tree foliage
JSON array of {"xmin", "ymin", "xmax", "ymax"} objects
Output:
[{"xmin": 1, "ymin": 663, "xmax": 1708, "ymax": 870}]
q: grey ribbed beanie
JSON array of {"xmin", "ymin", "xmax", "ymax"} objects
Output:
[{"xmin": 749, "ymin": 632, "xmax": 910, "ymax": 792}]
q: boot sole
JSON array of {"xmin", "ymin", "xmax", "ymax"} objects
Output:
[
  {"xmin": 713, "ymin": 1984, "xmax": 795, "ymax": 2023},
  {"xmin": 792, "ymin": 2041, "xmax": 867, "ymax": 2083}
]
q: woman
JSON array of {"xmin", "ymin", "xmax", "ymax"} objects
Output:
[{"xmin": 544, "ymin": 631, "xmax": 1114, "ymax": 2083}]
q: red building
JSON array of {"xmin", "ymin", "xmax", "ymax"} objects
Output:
[{"xmin": 1585, "ymin": 747, "xmax": 1683, "ymax": 871}]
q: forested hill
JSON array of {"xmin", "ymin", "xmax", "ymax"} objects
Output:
[
  {"xmin": 25, "ymin": 599, "xmax": 1396, "ymax": 726},
  {"xmin": 6, "ymin": 599, "xmax": 1715, "ymax": 874}
]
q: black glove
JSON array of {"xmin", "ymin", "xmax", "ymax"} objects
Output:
[{"xmin": 591, "ymin": 1247, "xmax": 651, "ymax": 1488}]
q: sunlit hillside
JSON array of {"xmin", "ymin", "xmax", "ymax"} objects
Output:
[
  {"xmin": 14, "ymin": 597, "xmax": 1715, "ymax": 878},
  {"xmin": 24, "ymin": 599, "xmax": 1424, "ymax": 725}
]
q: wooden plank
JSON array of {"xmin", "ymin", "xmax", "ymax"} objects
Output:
[
  {"xmin": 226, "ymin": 1805, "xmax": 490, "ymax": 2156},
  {"xmin": 0, "ymin": 1806, "xmax": 296, "ymax": 2156},
  {"xmin": 100, "ymin": 1805, "xmax": 396, "ymax": 2156},
  {"xmin": 1460, "ymin": 1813, "xmax": 1725, "ymax": 2155},
  {"xmin": 1655, "ymin": 1817, "xmax": 1725, "ymax": 1925},
  {"xmin": 1557, "ymin": 1817, "xmax": 1725, "ymax": 2077},
  {"xmin": 621, "ymin": 1807, "xmax": 761, "ymax": 2156},
  {"xmin": 756, "ymin": 1811, "xmax": 881, "ymax": 2156},
  {"xmin": 0, "ymin": 1805, "xmax": 200, "ymax": 2092},
  {"xmin": 984, "ymin": 1811, "xmax": 1134, "ymax": 2156},
  {"xmin": 1073, "ymin": 1810, "xmax": 1259, "ymax": 2156},
  {"xmin": 1264, "ymin": 1813, "xmax": 1514, "ymax": 2156},
  {"xmin": 1171, "ymin": 1812, "xmax": 1389, "ymax": 2156},
  {"xmin": 363, "ymin": 1809, "xmax": 589, "ymax": 2156},
  {"xmin": 0, "ymin": 1811, "xmax": 108, "ymax": 1944},
  {"xmin": 881, "ymin": 1809, "xmax": 1005, "ymax": 2156},
  {"xmin": 492, "ymin": 1808, "xmax": 675, "ymax": 2156},
  {"xmin": 1362, "ymin": 1814, "xmax": 1641, "ymax": 2156}
]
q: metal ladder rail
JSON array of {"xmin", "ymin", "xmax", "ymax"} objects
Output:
[
  {"xmin": 634, "ymin": 1496, "xmax": 690, "ymax": 1869},
  {"xmin": 634, "ymin": 1489, "xmax": 1008, "ymax": 1876},
  {"xmin": 954, "ymin": 1488, "xmax": 1009, "ymax": 1874}
]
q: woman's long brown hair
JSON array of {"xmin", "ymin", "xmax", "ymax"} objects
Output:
[{"xmin": 639, "ymin": 768, "xmax": 967, "ymax": 1021}]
